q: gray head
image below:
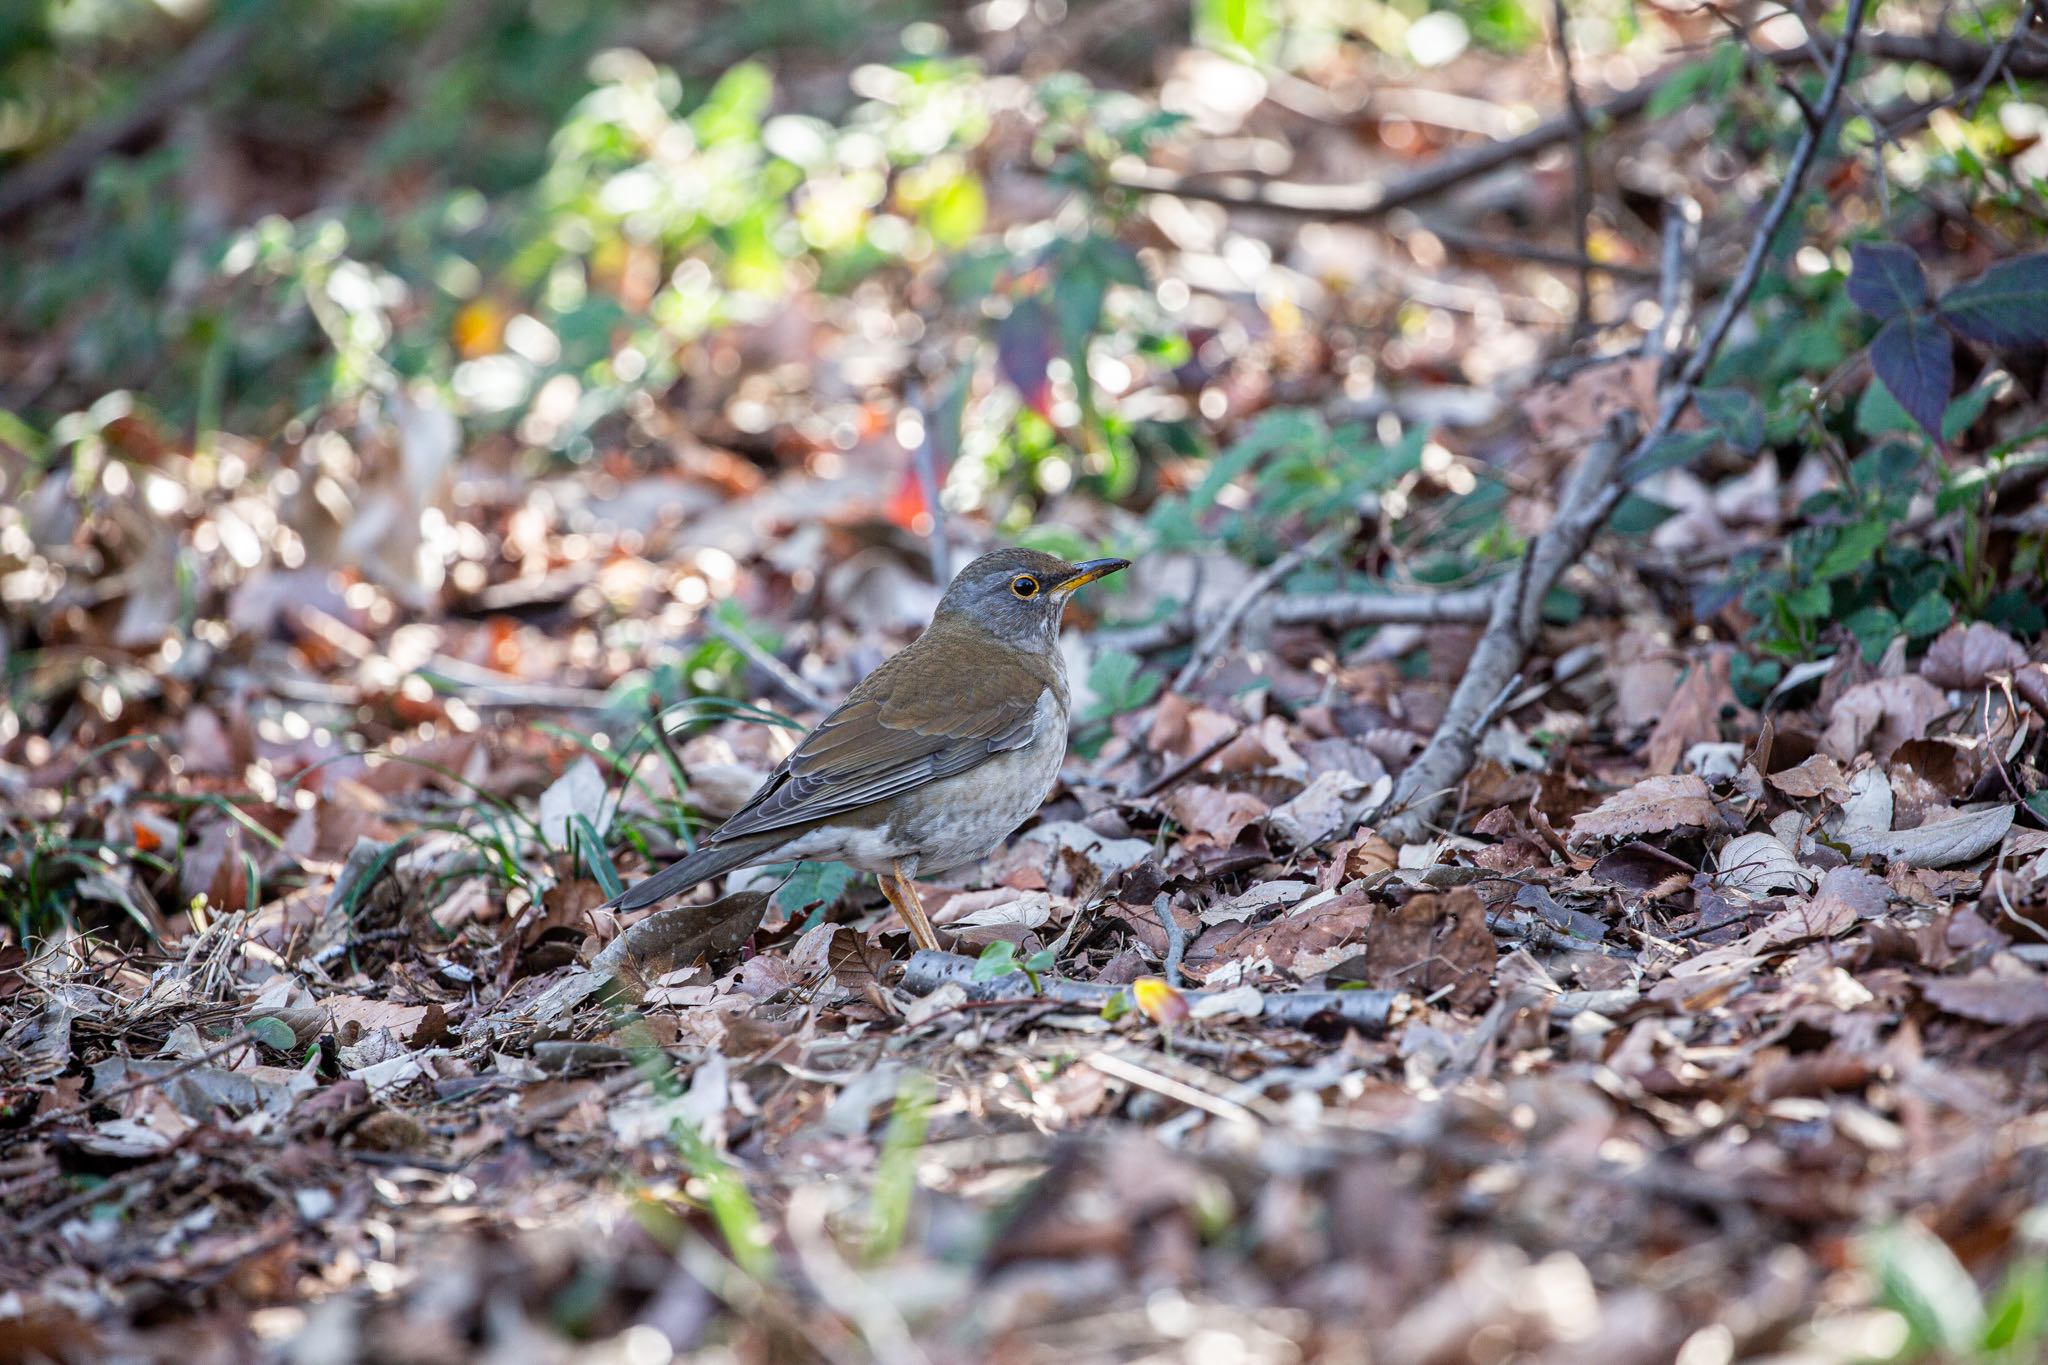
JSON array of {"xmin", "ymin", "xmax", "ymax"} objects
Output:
[{"xmin": 932, "ymin": 548, "xmax": 1130, "ymax": 650}]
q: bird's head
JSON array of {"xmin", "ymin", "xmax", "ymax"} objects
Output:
[{"xmin": 933, "ymin": 548, "xmax": 1130, "ymax": 650}]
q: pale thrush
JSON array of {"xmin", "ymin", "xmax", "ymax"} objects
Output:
[{"xmin": 607, "ymin": 548, "xmax": 1130, "ymax": 949}]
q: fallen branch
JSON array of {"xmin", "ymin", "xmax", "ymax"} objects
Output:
[
  {"xmin": 898, "ymin": 949, "xmax": 1410, "ymax": 1034},
  {"xmin": 1095, "ymin": 582, "xmax": 1494, "ymax": 654},
  {"xmin": 1372, "ymin": 0, "xmax": 1872, "ymax": 844},
  {"xmin": 1171, "ymin": 528, "xmax": 1341, "ymax": 693}
]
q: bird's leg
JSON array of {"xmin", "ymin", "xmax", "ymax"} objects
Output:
[{"xmin": 888, "ymin": 859, "xmax": 940, "ymax": 952}]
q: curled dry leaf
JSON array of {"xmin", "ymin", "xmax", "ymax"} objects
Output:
[
  {"xmin": 1845, "ymin": 804, "xmax": 2014, "ymax": 868},
  {"xmin": 1769, "ymin": 753, "xmax": 1851, "ymax": 801},
  {"xmin": 1569, "ymin": 773, "xmax": 1721, "ymax": 845}
]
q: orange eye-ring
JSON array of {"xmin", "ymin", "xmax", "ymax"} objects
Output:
[{"xmin": 1010, "ymin": 575, "xmax": 1040, "ymax": 598}]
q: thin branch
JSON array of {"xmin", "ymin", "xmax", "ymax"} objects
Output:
[
  {"xmin": 1551, "ymin": 0, "xmax": 1597, "ymax": 340},
  {"xmin": 1959, "ymin": 0, "xmax": 2047, "ymax": 115},
  {"xmin": 1375, "ymin": 0, "xmax": 1871, "ymax": 845},
  {"xmin": 708, "ymin": 618, "xmax": 832, "ymax": 714},
  {"xmin": 1095, "ymin": 582, "xmax": 1495, "ymax": 655},
  {"xmin": 1102, "ymin": 28, "xmax": 2036, "ymax": 229},
  {"xmin": 1652, "ymin": 198, "xmax": 1701, "ymax": 380},
  {"xmin": 1171, "ymin": 529, "xmax": 1338, "ymax": 694}
]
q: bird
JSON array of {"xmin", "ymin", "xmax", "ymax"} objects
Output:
[{"xmin": 606, "ymin": 548, "xmax": 1130, "ymax": 950}]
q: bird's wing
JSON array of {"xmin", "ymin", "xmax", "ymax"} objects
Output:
[{"xmin": 707, "ymin": 639, "xmax": 1052, "ymax": 845}]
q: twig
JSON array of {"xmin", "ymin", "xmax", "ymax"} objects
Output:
[
  {"xmin": 19, "ymin": 1162, "xmax": 164, "ymax": 1236},
  {"xmin": 1959, "ymin": 0, "xmax": 2046, "ymax": 115},
  {"xmin": 1105, "ymin": 70, "xmax": 1671, "ymax": 225},
  {"xmin": 1095, "ymin": 582, "xmax": 1494, "ymax": 654},
  {"xmin": 1551, "ymin": 0, "xmax": 1597, "ymax": 340},
  {"xmin": 898, "ymin": 950, "xmax": 1409, "ymax": 1034},
  {"xmin": 1374, "ymin": 416, "xmax": 1634, "ymax": 844},
  {"xmin": 1155, "ymin": 894, "xmax": 1188, "ymax": 987},
  {"xmin": 1676, "ymin": 0, "xmax": 1870, "ymax": 394},
  {"xmin": 1652, "ymin": 198, "xmax": 1700, "ymax": 379},
  {"xmin": 1421, "ymin": 220, "xmax": 1661, "ymax": 282},
  {"xmin": 1374, "ymin": 0, "xmax": 1872, "ymax": 845},
  {"xmin": 0, "ymin": 16, "xmax": 260, "ymax": 223},
  {"xmin": 707, "ymin": 618, "xmax": 831, "ymax": 714},
  {"xmin": 14, "ymin": 1029, "xmax": 259, "ymax": 1139},
  {"xmin": 1129, "ymin": 722, "xmax": 1246, "ymax": 799},
  {"xmin": 1170, "ymin": 530, "xmax": 1337, "ymax": 694}
]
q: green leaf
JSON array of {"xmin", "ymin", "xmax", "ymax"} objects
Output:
[
  {"xmin": 1845, "ymin": 604, "xmax": 1901, "ymax": 661},
  {"xmin": 1855, "ymin": 375, "xmax": 1914, "ymax": 436},
  {"xmin": 775, "ymin": 861, "xmax": 854, "ymax": 919},
  {"xmin": 1982, "ymin": 1258, "xmax": 2048, "ymax": 1352},
  {"xmin": 1939, "ymin": 251, "xmax": 2048, "ymax": 349},
  {"xmin": 1646, "ymin": 44, "xmax": 1742, "ymax": 119},
  {"xmin": 1695, "ymin": 387, "xmax": 1764, "ymax": 454},
  {"xmin": 1900, "ymin": 591, "xmax": 1953, "ymax": 638},
  {"xmin": 972, "ymin": 940, "xmax": 1020, "ymax": 981},
  {"xmin": 1812, "ymin": 519, "xmax": 1887, "ymax": 580},
  {"xmin": 1194, "ymin": 0, "xmax": 1274, "ymax": 58},
  {"xmin": 1632, "ymin": 429, "xmax": 1717, "ymax": 478},
  {"xmin": 1864, "ymin": 1222, "xmax": 1986, "ymax": 1351},
  {"xmin": 1942, "ymin": 379, "xmax": 1997, "ymax": 443},
  {"xmin": 1085, "ymin": 648, "xmax": 1162, "ymax": 720},
  {"xmin": 1937, "ymin": 465, "xmax": 1992, "ymax": 516},
  {"xmin": 1870, "ymin": 311, "xmax": 1954, "ymax": 443},
  {"xmin": 247, "ymin": 1016, "xmax": 298, "ymax": 1051},
  {"xmin": 1608, "ymin": 493, "xmax": 1679, "ymax": 536},
  {"xmin": 1846, "ymin": 242, "xmax": 1929, "ymax": 320}
]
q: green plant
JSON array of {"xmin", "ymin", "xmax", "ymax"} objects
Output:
[
  {"xmin": 1865, "ymin": 1216, "xmax": 2048, "ymax": 1362},
  {"xmin": 972, "ymin": 938, "xmax": 1056, "ymax": 990}
]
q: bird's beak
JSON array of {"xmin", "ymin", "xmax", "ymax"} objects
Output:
[{"xmin": 1060, "ymin": 557, "xmax": 1131, "ymax": 591}]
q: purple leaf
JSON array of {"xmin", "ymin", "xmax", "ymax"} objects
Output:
[
  {"xmin": 1846, "ymin": 242, "xmax": 1929, "ymax": 320},
  {"xmin": 996, "ymin": 295, "xmax": 1057, "ymax": 419},
  {"xmin": 1869, "ymin": 312, "xmax": 1953, "ymax": 444},
  {"xmin": 1938, "ymin": 251, "xmax": 2048, "ymax": 349}
]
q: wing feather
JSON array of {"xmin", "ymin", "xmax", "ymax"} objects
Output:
[{"xmin": 707, "ymin": 635, "xmax": 1051, "ymax": 844}]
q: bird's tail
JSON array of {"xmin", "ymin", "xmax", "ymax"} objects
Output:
[{"xmin": 603, "ymin": 838, "xmax": 766, "ymax": 913}]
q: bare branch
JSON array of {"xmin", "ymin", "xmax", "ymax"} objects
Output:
[
  {"xmin": 1094, "ymin": 583, "xmax": 1495, "ymax": 655},
  {"xmin": 1374, "ymin": 0, "xmax": 1873, "ymax": 843},
  {"xmin": 1551, "ymin": 0, "xmax": 1598, "ymax": 340}
]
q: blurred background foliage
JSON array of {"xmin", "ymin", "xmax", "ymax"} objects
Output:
[{"xmin": 2, "ymin": 0, "xmax": 2045, "ymax": 700}]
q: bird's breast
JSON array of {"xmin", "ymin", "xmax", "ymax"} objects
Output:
[{"xmin": 889, "ymin": 686, "xmax": 1067, "ymax": 873}]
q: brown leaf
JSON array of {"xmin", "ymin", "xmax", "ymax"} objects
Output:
[
  {"xmin": 1768, "ymin": 753, "xmax": 1851, "ymax": 801},
  {"xmin": 325, "ymin": 996, "xmax": 448, "ymax": 1048},
  {"xmin": 1645, "ymin": 652, "xmax": 1739, "ymax": 774},
  {"xmin": 1160, "ymin": 784, "xmax": 1269, "ymax": 849},
  {"xmin": 1847, "ymin": 804, "xmax": 2014, "ymax": 868},
  {"xmin": 1923, "ymin": 957, "xmax": 2048, "ymax": 1025},
  {"xmin": 1363, "ymin": 890, "xmax": 1494, "ymax": 1010},
  {"xmin": 588, "ymin": 889, "xmax": 769, "ymax": 1004},
  {"xmin": 1569, "ymin": 773, "xmax": 1721, "ymax": 845},
  {"xmin": 1822, "ymin": 676, "xmax": 1947, "ymax": 761},
  {"xmin": 1920, "ymin": 622, "xmax": 2028, "ymax": 691}
]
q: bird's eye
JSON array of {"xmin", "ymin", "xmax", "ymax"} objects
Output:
[{"xmin": 1009, "ymin": 575, "xmax": 1040, "ymax": 599}]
